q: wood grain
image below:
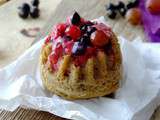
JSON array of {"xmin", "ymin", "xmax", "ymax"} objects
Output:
[{"xmin": 0, "ymin": 0, "xmax": 159, "ymax": 120}]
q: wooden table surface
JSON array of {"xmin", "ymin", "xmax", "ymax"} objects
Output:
[{"xmin": 0, "ymin": 0, "xmax": 160, "ymax": 120}]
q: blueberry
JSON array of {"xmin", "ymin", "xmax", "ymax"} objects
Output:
[
  {"xmin": 105, "ymin": 3, "xmax": 116, "ymax": 11},
  {"xmin": 119, "ymin": 7, "xmax": 126, "ymax": 16},
  {"xmin": 71, "ymin": 12, "xmax": 81, "ymax": 25},
  {"xmin": 79, "ymin": 35, "xmax": 91, "ymax": 46},
  {"xmin": 19, "ymin": 3, "xmax": 30, "ymax": 12},
  {"xmin": 107, "ymin": 9, "xmax": 117, "ymax": 19},
  {"xmin": 30, "ymin": 7, "xmax": 40, "ymax": 18},
  {"xmin": 18, "ymin": 10, "xmax": 29, "ymax": 19},
  {"xmin": 116, "ymin": 1, "xmax": 125, "ymax": 9},
  {"xmin": 18, "ymin": 3, "xmax": 30, "ymax": 19},
  {"xmin": 80, "ymin": 24, "xmax": 88, "ymax": 33},
  {"xmin": 85, "ymin": 21, "xmax": 94, "ymax": 26},
  {"xmin": 127, "ymin": 0, "xmax": 139, "ymax": 9},
  {"xmin": 31, "ymin": 0, "xmax": 39, "ymax": 7},
  {"xmin": 86, "ymin": 26, "xmax": 96, "ymax": 36},
  {"xmin": 72, "ymin": 42, "xmax": 86, "ymax": 55}
]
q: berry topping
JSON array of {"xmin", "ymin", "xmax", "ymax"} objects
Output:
[
  {"xmin": 85, "ymin": 21, "xmax": 94, "ymax": 26},
  {"xmin": 86, "ymin": 26, "xmax": 97, "ymax": 36},
  {"xmin": 51, "ymin": 23, "xmax": 67, "ymax": 39},
  {"xmin": 44, "ymin": 36, "xmax": 51, "ymax": 44},
  {"xmin": 74, "ymin": 55, "xmax": 88, "ymax": 66},
  {"xmin": 65, "ymin": 25, "xmax": 81, "ymax": 40},
  {"xmin": 64, "ymin": 40, "xmax": 74, "ymax": 55},
  {"xmin": 80, "ymin": 24, "xmax": 88, "ymax": 33},
  {"xmin": 72, "ymin": 41, "xmax": 86, "ymax": 55},
  {"xmin": 93, "ymin": 23, "xmax": 112, "ymax": 37},
  {"xmin": 79, "ymin": 35, "xmax": 91, "ymax": 46},
  {"xmin": 71, "ymin": 12, "xmax": 81, "ymax": 25},
  {"xmin": 30, "ymin": 7, "xmax": 40, "ymax": 18},
  {"xmin": 18, "ymin": 3, "xmax": 30, "ymax": 19},
  {"xmin": 49, "ymin": 52, "xmax": 59, "ymax": 65},
  {"xmin": 46, "ymin": 12, "xmax": 114, "ymax": 69},
  {"xmin": 91, "ymin": 30, "xmax": 110, "ymax": 47},
  {"xmin": 54, "ymin": 43, "xmax": 63, "ymax": 57},
  {"xmin": 31, "ymin": 0, "xmax": 39, "ymax": 7},
  {"xmin": 86, "ymin": 47, "xmax": 96, "ymax": 57},
  {"xmin": 57, "ymin": 23, "xmax": 67, "ymax": 34}
]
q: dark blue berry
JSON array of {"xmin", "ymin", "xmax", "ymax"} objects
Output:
[
  {"xmin": 119, "ymin": 7, "xmax": 126, "ymax": 16},
  {"xmin": 79, "ymin": 35, "xmax": 91, "ymax": 46},
  {"xmin": 72, "ymin": 42, "xmax": 86, "ymax": 55},
  {"xmin": 116, "ymin": 1, "xmax": 125, "ymax": 9},
  {"xmin": 105, "ymin": 3, "xmax": 116, "ymax": 11},
  {"xmin": 18, "ymin": 3, "xmax": 30, "ymax": 19},
  {"xmin": 107, "ymin": 10, "xmax": 117, "ymax": 19},
  {"xmin": 31, "ymin": 0, "xmax": 39, "ymax": 7},
  {"xmin": 80, "ymin": 24, "xmax": 88, "ymax": 33},
  {"xmin": 127, "ymin": 0, "xmax": 139, "ymax": 9},
  {"xmin": 86, "ymin": 26, "xmax": 96, "ymax": 36},
  {"xmin": 30, "ymin": 7, "xmax": 40, "ymax": 18},
  {"xmin": 85, "ymin": 21, "xmax": 94, "ymax": 26},
  {"xmin": 18, "ymin": 10, "xmax": 29, "ymax": 19},
  {"xmin": 71, "ymin": 12, "xmax": 81, "ymax": 25}
]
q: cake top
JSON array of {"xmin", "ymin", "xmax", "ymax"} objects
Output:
[{"xmin": 43, "ymin": 12, "xmax": 114, "ymax": 70}]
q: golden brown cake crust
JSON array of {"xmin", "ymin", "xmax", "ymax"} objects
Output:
[{"xmin": 40, "ymin": 33, "xmax": 122, "ymax": 100}]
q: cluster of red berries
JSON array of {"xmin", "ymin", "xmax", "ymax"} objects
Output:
[{"xmin": 44, "ymin": 12, "xmax": 112, "ymax": 68}]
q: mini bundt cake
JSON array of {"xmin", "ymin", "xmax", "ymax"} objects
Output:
[{"xmin": 40, "ymin": 12, "xmax": 122, "ymax": 100}]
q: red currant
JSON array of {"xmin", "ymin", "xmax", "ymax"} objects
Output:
[
  {"xmin": 51, "ymin": 23, "xmax": 67, "ymax": 39},
  {"xmin": 74, "ymin": 55, "xmax": 87, "ymax": 66},
  {"xmin": 86, "ymin": 47, "xmax": 96, "ymax": 57},
  {"xmin": 48, "ymin": 53, "xmax": 59, "ymax": 64},
  {"xmin": 44, "ymin": 35, "xmax": 51, "ymax": 44},
  {"xmin": 91, "ymin": 30, "xmax": 109, "ymax": 47},
  {"xmin": 55, "ymin": 43, "xmax": 63, "ymax": 57},
  {"xmin": 57, "ymin": 23, "xmax": 67, "ymax": 33},
  {"xmin": 64, "ymin": 40, "xmax": 74, "ymax": 55},
  {"xmin": 65, "ymin": 25, "xmax": 81, "ymax": 41}
]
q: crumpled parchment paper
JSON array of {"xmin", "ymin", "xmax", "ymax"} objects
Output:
[{"xmin": 0, "ymin": 18, "xmax": 160, "ymax": 120}]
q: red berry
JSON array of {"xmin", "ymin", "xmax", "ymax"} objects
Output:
[
  {"xmin": 57, "ymin": 23, "xmax": 67, "ymax": 33},
  {"xmin": 86, "ymin": 47, "xmax": 96, "ymax": 57},
  {"xmin": 64, "ymin": 40, "xmax": 74, "ymax": 55},
  {"xmin": 51, "ymin": 23, "xmax": 67, "ymax": 39},
  {"xmin": 55, "ymin": 43, "xmax": 63, "ymax": 57},
  {"xmin": 48, "ymin": 53, "xmax": 59, "ymax": 64},
  {"xmin": 44, "ymin": 36, "xmax": 51, "ymax": 44},
  {"xmin": 126, "ymin": 8, "xmax": 141, "ymax": 25},
  {"xmin": 74, "ymin": 55, "xmax": 87, "ymax": 66},
  {"xmin": 146, "ymin": 0, "xmax": 160, "ymax": 14},
  {"xmin": 93, "ymin": 23, "xmax": 112, "ymax": 37},
  {"xmin": 65, "ymin": 25, "xmax": 81, "ymax": 41},
  {"xmin": 91, "ymin": 30, "xmax": 109, "ymax": 47}
]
